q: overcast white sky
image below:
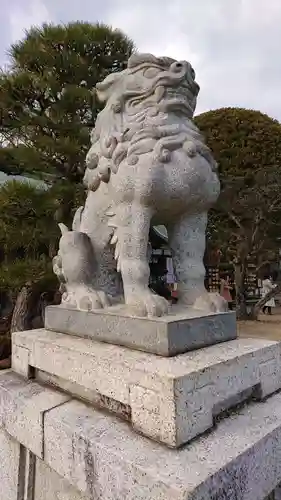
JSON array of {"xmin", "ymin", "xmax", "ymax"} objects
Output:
[{"xmin": 0, "ymin": 0, "xmax": 281, "ymax": 121}]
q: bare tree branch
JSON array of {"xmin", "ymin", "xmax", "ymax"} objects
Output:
[{"xmin": 228, "ymin": 212, "xmax": 244, "ymax": 231}]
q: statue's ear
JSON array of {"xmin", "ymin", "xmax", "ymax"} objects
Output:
[{"xmin": 96, "ymin": 72, "xmax": 123, "ymax": 102}]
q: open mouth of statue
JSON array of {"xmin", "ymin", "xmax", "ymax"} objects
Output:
[
  {"xmin": 159, "ymin": 85, "xmax": 195, "ymax": 116},
  {"xmin": 166, "ymin": 85, "xmax": 191, "ymax": 102},
  {"xmin": 166, "ymin": 77, "xmax": 199, "ymax": 98}
]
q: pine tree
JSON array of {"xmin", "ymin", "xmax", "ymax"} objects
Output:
[{"xmin": 0, "ymin": 22, "xmax": 134, "ymax": 182}]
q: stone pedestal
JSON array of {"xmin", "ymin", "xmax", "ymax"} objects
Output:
[
  {"xmin": 1, "ymin": 369, "xmax": 281, "ymax": 499},
  {"xmin": 12, "ymin": 328, "xmax": 281, "ymax": 448},
  {"xmin": 45, "ymin": 304, "xmax": 237, "ymax": 356},
  {"xmin": 1, "ymin": 307, "xmax": 281, "ymax": 498}
]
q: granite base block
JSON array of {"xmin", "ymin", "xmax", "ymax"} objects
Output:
[
  {"xmin": 44, "ymin": 304, "xmax": 237, "ymax": 356},
  {"xmin": 0, "ymin": 369, "xmax": 70, "ymax": 457},
  {"xmin": 0, "ymin": 423, "xmax": 86, "ymax": 500},
  {"xmin": 34, "ymin": 459, "xmax": 88, "ymax": 500},
  {"xmin": 0, "ymin": 426, "xmax": 22, "ymax": 500},
  {"xmin": 2, "ymin": 370, "xmax": 281, "ymax": 499},
  {"xmin": 12, "ymin": 329, "xmax": 281, "ymax": 448}
]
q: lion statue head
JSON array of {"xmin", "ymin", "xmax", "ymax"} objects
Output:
[{"xmin": 83, "ymin": 53, "xmax": 215, "ymax": 192}]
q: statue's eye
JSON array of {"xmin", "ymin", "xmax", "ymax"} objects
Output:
[
  {"xmin": 144, "ymin": 67, "xmax": 160, "ymax": 79},
  {"xmin": 170, "ymin": 61, "xmax": 184, "ymax": 73}
]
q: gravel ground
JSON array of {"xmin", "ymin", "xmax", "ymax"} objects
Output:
[{"xmin": 238, "ymin": 306, "xmax": 281, "ymax": 341}]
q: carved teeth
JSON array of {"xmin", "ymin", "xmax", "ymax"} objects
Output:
[
  {"xmin": 115, "ymin": 246, "xmax": 120, "ymax": 260},
  {"xmin": 111, "ymin": 233, "xmax": 118, "ymax": 244},
  {"xmin": 108, "ymin": 220, "xmax": 117, "ymax": 228}
]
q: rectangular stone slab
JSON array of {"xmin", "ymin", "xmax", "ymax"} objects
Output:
[
  {"xmin": 44, "ymin": 394, "xmax": 281, "ymax": 500},
  {"xmin": 0, "ymin": 370, "xmax": 70, "ymax": 457},
  {"xmin": 0, "ymin": 427, "xmax": 22, "ymax": 500},
  {"xmin": 1, "ymin": 371, "xmax": 281, "ymax": 499},
  {"xmin": 12, "ymin": 329, "xmax": 281, "ymax": 448},
  {"xmin": 44, "ymin": 304, "xmax": 236, "ymax": 356}
]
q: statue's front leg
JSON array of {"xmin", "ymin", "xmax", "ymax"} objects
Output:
[
  {"xmin": 168, "ymin": 212, "xmax": 228, "ymax": 313},
  {"xmin": 118, "ymin": 203, "xmax": 169, "ymax": 317}
]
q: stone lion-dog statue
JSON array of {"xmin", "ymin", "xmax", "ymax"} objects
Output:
[{"xmin": 53, "ymin": 53, "xmax": 227, "ymax": 317}]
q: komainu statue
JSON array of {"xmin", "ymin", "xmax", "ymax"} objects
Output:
[{"xmin": 53, "ymin": 53, "xmax": 227, "ymax": 316}]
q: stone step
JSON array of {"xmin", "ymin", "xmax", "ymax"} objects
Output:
[{"xmin": 12, "ymin": 328, "xmax": 281, "ymax": 448}]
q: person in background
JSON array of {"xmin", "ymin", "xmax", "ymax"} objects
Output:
[
  {"xmin": 167, "ymin": 283, "xmax": 178, "ymax": 304},
  {"xmin": 261, "ymin": 275, "xmax": 276, "ymax": 315},
  {"xmin": 220, "ymin": 273, "xmax": 233, "ymax": 310}
]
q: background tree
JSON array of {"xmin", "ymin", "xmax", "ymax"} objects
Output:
[
  {"xmin": 0, "ymin": 180, "xmax": 59, "ymax": 297},
  {"xmin": 0, "ymin": 180, "xmax": 63, "ymax": 361},
  {"xmin": 195, "ymin": 108, "xmax": 281, "ymax": 319},
  {"xmin": 0, "ymin": 181, "xmax": 56, "ymax": 258},
  {"xmin": 0, "ymin": 22, "xmax": 134, "ymax": 363},
  {"xmin": 0, "ymin": 179, "xmax": 85, "ymax": 301},
  {"xmin": 0, "ymin": 21, "xmax": 134, "ymax": 186}
]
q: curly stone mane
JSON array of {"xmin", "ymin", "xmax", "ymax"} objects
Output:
[{"xmin": 83, "ymin": 53, "xmax": 216, "ymax": 192}]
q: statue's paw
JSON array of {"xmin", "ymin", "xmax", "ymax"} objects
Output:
[
  {"xmin": 126, "ymin": 290, "xmax": 169, "ymax": 317},
  {"xmin": 61, "ymin": 287, "xmax": 111, "ymax": 312},
  {"xmin": 193, "ymin": 292, "xmax": 228, "ymax": 313},
  {"xmin": 79, "ymin": 290, "xmax": 111, "ymax": 312}
]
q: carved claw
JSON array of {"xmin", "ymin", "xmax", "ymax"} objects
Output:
[
  {"xmin": 61, "ymin": 286, "xmax": 111, "ymax": 312},
  {"xmin": 193, "ymin": 292, "xmax": 228, "ymax": 313},
  {"xmin": 126, "ymin": 290, "xmax": 169, "ymax": 317},
  {"xmin": 78, "ymin": 290, "xmax": 111, "ymax": 311}
]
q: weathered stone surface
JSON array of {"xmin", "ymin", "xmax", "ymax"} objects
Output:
[
  {"xmin": 24, "ymin": 450, "xmax": 36, "ymax": 500},
  {"xmin": 0, "ymin": 370, "xmax": 70, "ymax": 457},
  {"xmin": 2, "ymin": 371, "xmax": 281, "ymax": 499},
  {"xmin": 35, "ymin": 459, "xmax": 88, "ymax": 500},
  {"xmin": 44, "ymin": 304, "xmax": 237, "ymax": 356},
  {"xmin": 0, "ymin": 424, "xmax": 86, "ymax": 500},
  {"xmin": 12, "ymin": 329, "xmax": 281, "ymax": 447},
  {"xmin": 44, "ymin": 392, "xmax": 281, "ymax": 500},
  {"xmin": 12, "ymin": 343, "xmax": 30, "ymax": 377},
  {"xmin": 36, "ymin": 369, "xmax": 131, "ymax": 421},
  {"xmin": 0, "ymin": 427, "xmax": 22, "ymax": 500}
]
